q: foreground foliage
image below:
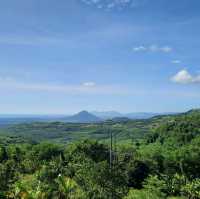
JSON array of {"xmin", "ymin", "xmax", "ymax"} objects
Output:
[{"xmin": 0, "ymin": 109, "xmax": 200, "ymax": 198}]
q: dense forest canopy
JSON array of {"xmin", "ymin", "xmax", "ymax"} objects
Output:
[{"xmin": 0, "ymin": 109, "xmax": 200, "ymax": 198}]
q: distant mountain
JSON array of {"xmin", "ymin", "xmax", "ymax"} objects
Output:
[
  {"xmin": 92, "ymin": 111, "xmax": 178, "ymax": 120},
  {"xmin": 64, "ymin": 111, "xmax": 102, "ymax": 123},
  {"xmin": 0, "ymin": 111, "xmax": 180, "ymax": 126},
  {"xmin": 92, "ymin": 111, "xmax": 123, "ymax": 119},
  {"xmin": 124, "ymin": 112, "xmax": 160, "ymax": 119}
]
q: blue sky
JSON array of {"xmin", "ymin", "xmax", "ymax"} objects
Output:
[{"xmin": 0, "ymin": 0, "xmax": 200, "ymax": 114}]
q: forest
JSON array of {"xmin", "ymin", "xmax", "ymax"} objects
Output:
[{"xmin": 0, "ymin": 109, "xmax": 200, "ymax": 199}]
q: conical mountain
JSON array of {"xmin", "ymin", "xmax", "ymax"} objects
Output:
[{"xmin": 64, "ymin": 111, "xmax": 102, "ymax": 123}]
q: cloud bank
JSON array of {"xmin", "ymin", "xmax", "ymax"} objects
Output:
[
  {"xmin": 133, "ymin": 45, "xmax": 173, "ymax": 53},
  {"xmin": 81, "ymin": 0, "xmax": 143, "ymax": 10},
  {"xmin": 171, "ymin": 69, "xmax": 200, "ymax": 84}
]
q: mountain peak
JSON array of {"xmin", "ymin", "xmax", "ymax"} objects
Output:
[
  {"xmin": 64, "ymin": 111, "xmax": 101, "ymax": 123},
  {"xmin": 78, "ymin": 110, "xmax": 90, "ymax": 115}
]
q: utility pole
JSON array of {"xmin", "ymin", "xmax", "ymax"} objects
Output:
[{"xmin": 109, "ymin": 127, "xmax": 113, "ymax": 170}]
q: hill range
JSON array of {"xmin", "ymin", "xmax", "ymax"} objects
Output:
[{"xmin": 0, "ymin": 110, "xmax": 179, "ymax": 125}]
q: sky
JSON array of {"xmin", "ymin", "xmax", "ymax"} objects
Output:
[{"xmin": 0, "ymin": 0, "xmax": 200, "ymax": 114}]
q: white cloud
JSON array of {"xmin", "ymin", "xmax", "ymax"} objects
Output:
[
  {"xmin": 171, "ymin": 69, "xmax": 200, "ymax": 84},
  {"xmin": 82, "ymin": 82, "xmax": 96, "ymax": 87},
  {"xmin": 81, "ymin": 0, "xmax": 142, "ymax": 10},
  {"xmin": 133, "ymin": 46, "xmax": 147, "ymax": 52},
  {"xmin": 172, "ymin": 60, "xmax": 181, "ymax": 64},
  {"xmin": 133, "ymin": 45, "xmax": 173, "ymax": 53}
]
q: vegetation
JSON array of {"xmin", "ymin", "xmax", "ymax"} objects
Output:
[{"xmin": 0, "ymin": 109, "xmax": 200, "ymax": 198}]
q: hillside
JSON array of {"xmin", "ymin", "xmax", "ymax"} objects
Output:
[
  {"xmin": 0, "ymin": 109, "xmax": 198, "ymax": 145},
  {"xmin": 92, "ymin": 111, "xmax": 123, "ymax": 119},
  {"xmin": 0, "ymin": 109, "xmax": 200, "ymax": 198},
  {"xmin": 147, "ymin": 109, "xmax": 200, "ymax": 146}
]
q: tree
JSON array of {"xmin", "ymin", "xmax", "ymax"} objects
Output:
[
  {"xmin": 182, "ymin": 179, "xmax": 200, "ymax": 199},
  {"xmin": 0, "ymin": 147, "xmax": 8, "ymax": 163}
]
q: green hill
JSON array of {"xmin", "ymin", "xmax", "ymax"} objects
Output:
[{"xmin": 0, "ymin": 109, "xmax": 199, "ymax": 145}]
